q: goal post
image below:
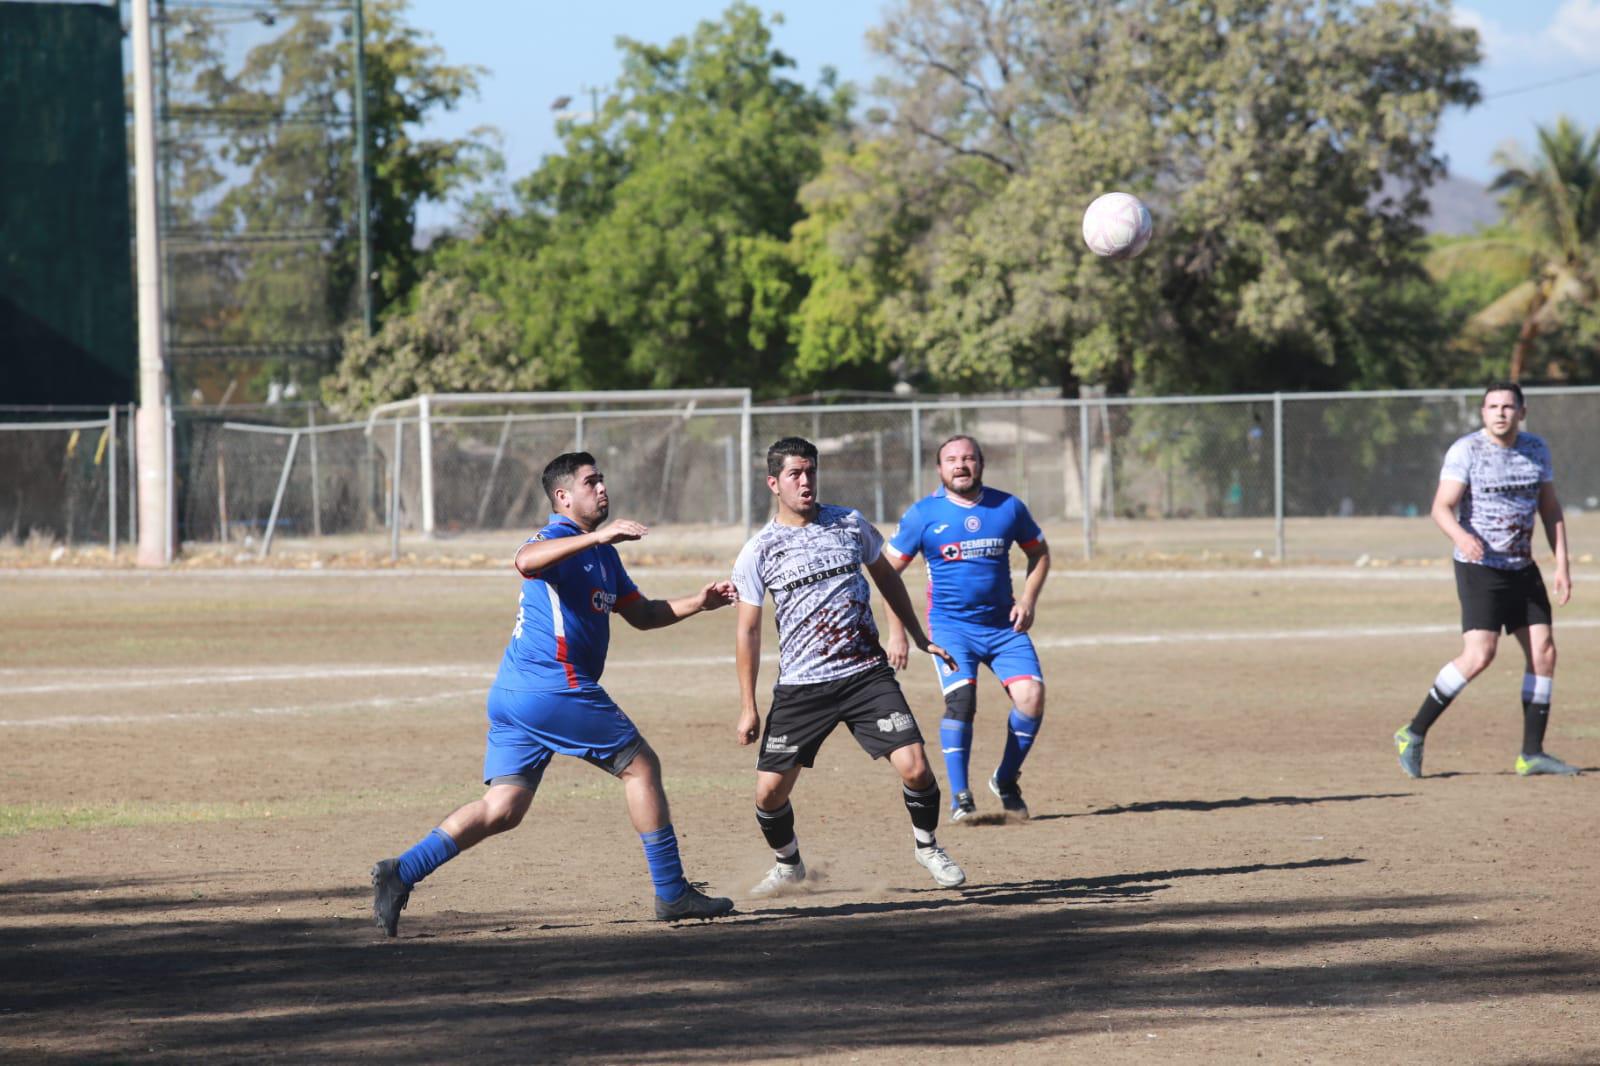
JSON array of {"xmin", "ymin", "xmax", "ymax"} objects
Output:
[{"xmin": 364, "ymin": 389, "xmax": 756, "ymax": 538}]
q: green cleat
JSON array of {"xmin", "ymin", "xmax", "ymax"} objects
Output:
[
  {"xmin": 1394, "ymin": 727, "xmax": 1425, "ymax": 779},
  {"xmin": 1515, "ymin": 752, "xmax": 1581, "ymax": 776}
]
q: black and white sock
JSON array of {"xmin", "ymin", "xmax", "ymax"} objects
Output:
[
  {"xmin": 756, "ymin": 801, "xmax": 800, "ymax": 864},
  {"xmin": 1521, "ymin": 673, "xmax": 1552, "ymax": 756},
  {"xmin": 1410, "ymin": 662, "xmax": 1469, "ymax": 736},
  {"xmin": 902, "ymin": 781, "xmax": 941, "ymax": 849}
]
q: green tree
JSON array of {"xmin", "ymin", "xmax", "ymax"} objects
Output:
[
  {"xmin": 157, "ymin": 1, "xmax": 493, "ymax": 398},
  {"xmin": 1485, "ymin": 117, "xmax": 1600, "ymax": 380},
  {"xmin": 802, "ymin": 0, "xmax": 1480, "ymax": 396},
  {"xmin": 325, "ymin": 272, "xmax": 523, "ymax": 411},
  {"xmin": 336, "ymin": 3, "xmax": 846, "ymax": 403}
]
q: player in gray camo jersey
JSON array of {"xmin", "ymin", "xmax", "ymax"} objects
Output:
[
  {"xmin": 732, "ymin": 437, "xmax": 968, "ymax": 896},
  {"xmin": 1394, "ymin": 382, "xmax": 1579, "ymax": 778}
]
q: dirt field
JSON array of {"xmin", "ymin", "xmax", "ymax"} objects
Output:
[{"xmin": 3, "ymin": 548, "xmax": 1599, "ymax": 1062}]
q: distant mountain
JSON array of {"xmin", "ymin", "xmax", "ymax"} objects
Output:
[
  {"xmin": 1420, "ymin": 174, "xmax": 1502, "ymax": 236},
  {"xmin": 1377, "ymin": 174, "xmax": 1501, "ymax": 236}
]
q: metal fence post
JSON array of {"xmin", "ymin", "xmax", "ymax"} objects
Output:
[
  {"xmin": 1273, "ymin": 391, "xmax": 1285, "ymax": 562},
  {"xmin": 308, "ymin": 404, "xmax": 322, "ymax": 538},
  {"xmin": 723, "ymin": 435, "xmax": 737, "ymax": 524},
  {"xmin": 1101, "ymin": 396, "xmax": 1115, "ymax": 519},
  {"xmin": 260, "ymin": 430, "xmax": 302, "ymax": 560},
  {"xmin": 107, "ymin": 405, "xmax": 118, "ymax": 559},
  {"xmin": 910, "ymin": 404, "xmax": 922, "ymax": 499},
  {"xmin": 418, "ymin": 394, "xmax": 435, "ymax": 536},
  {"xmin": 165, "ymin": 406, "xmax": 175, "ymax": 563},
  {"xmin": 1080, "ymin": 400, "xmax": 1093, "ymax": 560},
  {"xmin": 574, "ymin": 413, "xmax": 585, "ymax": 452},
  {"xmin": 1015, "ymin": 404, "xmax": 1025, "ymax": 494},
  {"xmin": 739, "ymin": 397, "xmax": 753, "ymax": 534},
  {"xmin": 390, "ymin": 418, "xmax": 403, "ymax": 562},
  {"xmin": 127, "ymin": 404, "xmax": 138, "ymax": 545},
  {"xmin": 476, "ymin": 414, "xmax": 514, "ymax": 529},
  {"xmin": 872, "ymin": 430, "xmax": 885, "ymax": 523}
]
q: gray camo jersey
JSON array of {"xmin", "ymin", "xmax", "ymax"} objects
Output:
[
  {"xmin": 1440, "ymin": 430, "xmax": 1553, "ymax": 570},
  {"xmin": 732, "ymin": 505, "xmax": 887, "ymax": 685}
]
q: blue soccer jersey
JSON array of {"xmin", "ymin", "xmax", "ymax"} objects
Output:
[
  {"xmin": 885, "ymin": 486, "xmax": 1042, "ymax": 629},
  {"xmin": 493, "ymin": 515, "xmax": 642, "ymax": 691}
]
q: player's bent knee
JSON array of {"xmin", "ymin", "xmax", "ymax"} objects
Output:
[
  {"xmin": 478, "ymin": 797, "xmax": 528, "ymax": 835},
  {"xmin": 942, "ymin": 683, "xmax": 977, "ymax": 723},
  {"xmin": 1008, "ymin": 680, "xmax": 1045, "ymax": 716},
  {"xmin": 889, "ymin": 742, "xmax": 932, "ymax": 784},
  {"xmin": 617, "ymin": 743, "xmax": 661, "ymax": 782}
]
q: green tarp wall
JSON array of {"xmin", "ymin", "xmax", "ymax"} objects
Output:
[{"xmin": 1, "ymin": 1, "xmax": 136, "ymax": 405}]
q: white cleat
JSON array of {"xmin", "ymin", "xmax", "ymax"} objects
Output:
[
  {"xmin": 915, "ymin": 845, "xmax": 967, "ymax": 888},
  {"xmin": 749, "ymin": 858, "xmax": 807, "ymax": 898}
]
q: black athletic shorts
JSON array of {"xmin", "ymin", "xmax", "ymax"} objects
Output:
[
  {"xmin": 1455, "ymin": 559, "xmax": 1552, "ymax": 634},
  {"xmin": 757, "ymin": 662, "xmax": 924, "ymax": 773}
]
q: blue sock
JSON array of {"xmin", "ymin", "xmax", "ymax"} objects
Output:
[
  {"xmin": 640, "ymin": 825, "xmax": 688, "ymax": 902},
  {"xmin": 996, "ymin": 708, "xmax": 1041, "ymax": 783},
  {"xmin": 939, "ymin": 718, "xmax": 974, "ymax": 798},
  {"xmin": 396, "ymin": 827, "xmax": 459, "ymax": 887}
]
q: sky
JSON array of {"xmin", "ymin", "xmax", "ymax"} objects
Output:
[{"xmin": 406, "ymin": 0, "xmax": 1600, "ymax": 230}]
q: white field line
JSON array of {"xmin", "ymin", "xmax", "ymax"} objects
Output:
[
  {"xmin": 5, "ymin": 618, "xmax": 1598, "ymax": 729},
  {"xmin": 0, "ymin": 664, "xmax": 490, "ymax": 696},
  {"xmin": 3, "ymin": 689, "xmax": 486, "ymax": 728},
  {"xmin": 1032, "ymin": 617, "xmax": 1600, "ymax": 650},
  {"xmin": 2, "ymin": 566, "xmax": 1564, "ymax": 582}
]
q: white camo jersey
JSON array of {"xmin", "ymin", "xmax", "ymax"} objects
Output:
[
  {"xmin": 1440, "ymin": 430, "xmax": 1553, "ymax": 570},
  {"xmin": 732, "ymin": 505, "xmax": 887, "ymax": 685}
]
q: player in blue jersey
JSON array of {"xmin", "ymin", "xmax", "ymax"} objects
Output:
[
  {"xmin": 884, "ymin": 435, "xmax": 1052, "ymax": 820},
  {"xmin": 1394, "ymin": 383, "xmax": 1579, "ymax": 778},
  {"xmin": 370, "ymin": 452, "xmax": 737, "ymax": 935}
]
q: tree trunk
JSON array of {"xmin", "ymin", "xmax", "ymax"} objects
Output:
[{"xmin": 1508, "ymin": 281, "xmax": 1549, "ymax": 382}]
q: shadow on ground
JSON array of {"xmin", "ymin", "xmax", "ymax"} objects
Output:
[
  {"xmin": 3, "ymin": 857, "xmax": 1597, "ymax": 1063},
  {"xmin": 1033, "ymin": 792, "xmax": 1414, "ymax": 820}
]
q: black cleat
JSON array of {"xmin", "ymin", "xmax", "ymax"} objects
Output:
[
  {"xmin": 371, "ymin": 858, "xmax": 411, "ymax": 937},
  {"xmin": 950, "ymin": 789, "xmax": 977, "ymax": 822},
  {"xmin": 988, "ymin": 773, "xmax": 1030, "ymax": 819},
  {"xmin": 655, "ymin": 883, "xmax": 735, "ymax": 921}
]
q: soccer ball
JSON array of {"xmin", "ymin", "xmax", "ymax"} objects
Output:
[{"xmin": 1082, "ymin": 192, "xmax": 1153, "ymax": 260}]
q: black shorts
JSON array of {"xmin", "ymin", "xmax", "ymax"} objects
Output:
[
  {"xmin": 758, "ymin": 663, "xmax": 924, "ymax": 773},
  {"xmin": 1455, "ymin": 560, "xmax": 1552, "ymax": 634}
]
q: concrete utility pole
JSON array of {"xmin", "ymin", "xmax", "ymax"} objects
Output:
[
  {"xmin": 132, "ymin": 0, "xmax": 172, "ymax": 565},
  {"xmin": 353, "ymin": 0, "xmax": 374, "ymax": 336}
]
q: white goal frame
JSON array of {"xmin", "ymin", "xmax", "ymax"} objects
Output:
[{"xmin": 365, "ymin": 389, "xmax": 755, "ymax": 536}]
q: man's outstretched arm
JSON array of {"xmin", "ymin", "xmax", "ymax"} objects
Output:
[{"xmin": 617, "ymin": 581, "xmax": 736, "ymax": 630}]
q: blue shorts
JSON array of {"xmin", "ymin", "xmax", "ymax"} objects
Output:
[
  {"xmin": 482, "ymin": 685, "xmax": 644, "ymax": 787},
  {"xmin": 927, "ymin": 618, "xmax": 1044, "ymax": 695}
]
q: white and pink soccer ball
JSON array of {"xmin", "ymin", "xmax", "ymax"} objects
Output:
[{"xmin": 1081, "ymin": 192, "xmax": 1153, "ymax": 260}]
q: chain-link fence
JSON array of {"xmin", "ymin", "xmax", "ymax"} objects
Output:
[
  {"xmin": 0, "ymin": 406, "xmax": 132, "ymax": 553},
  {"xmin": 5, "ymin": 386, "xmax": 1598, "ymax": 562}
]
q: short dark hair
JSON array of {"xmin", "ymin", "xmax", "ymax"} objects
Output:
[
  {"xmin": 936, "ymin": 434, "xmax": 984, "ymax": 463},
  {"xmin": 1482, "ymin": 381, "xmax": 1525, "ymax": 407},
  {"xmin": 542, "ymin": 451, "xmax": 597, "ymax": 506},
  {"xmin": 766, "ymin": 436, "xmax": 818, "ymax": 478}
]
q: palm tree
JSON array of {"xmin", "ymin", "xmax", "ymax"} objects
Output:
[{"xmin": 1485, "ymin": 117, "xmax": 1600, "ymax": 380}]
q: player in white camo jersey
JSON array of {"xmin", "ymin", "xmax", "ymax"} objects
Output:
[
  {"xmin": 732, "ymin": 437, "xmax": 968, "ymax": 896},
  {"xmin": 1395, "ymin": 382, "xmax": 1579, "ymax": 778}
]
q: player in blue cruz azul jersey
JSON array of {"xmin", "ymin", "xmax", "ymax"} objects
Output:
[
  {"xmin": 1394, "ymin": 383, "xmax": 1580, "ymax": 779},
  {"xmin": 370, "ymin": 452, "xmax": 738, "ymax": 936},
  {"xmin": 884, "ymin": 435, "xmax": 1051, "ymax": 821},
  {"xmin": 733, "ymin": 437, "xmax": 968, "ymax": 897}
]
